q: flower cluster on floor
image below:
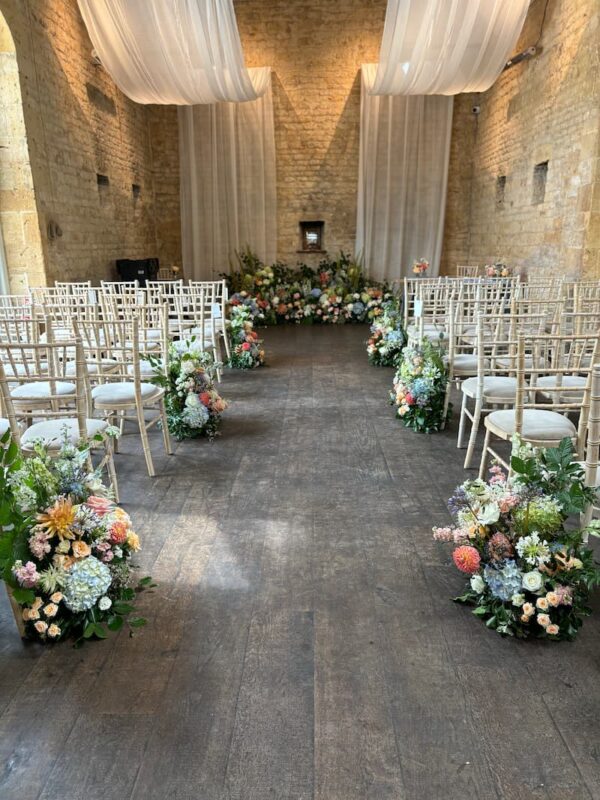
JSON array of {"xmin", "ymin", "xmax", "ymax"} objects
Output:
[
  {"xmin": 227, "ymin": 305, "xmax": 265, "ymax": 369},
  {"xmin": 390, "ymin": 340, "xmax": 450, "ymax": 433},
  {"xmin": 226, "ymin": 251, "xmax": 392, "ymax": 326},
  {"xmin": 434, "ymin": 437, "xmax": 600, "ymax": 641},
  {"xmin": 366, "ymin": 298, "xmax": 405, "ymax": 367},
  {"xmin": 150, "ymin": 340, "xmax": 228, "ymax": 441},
  {"xmin": 0, "ymin": 436, "xmax": 152, "ymax": 643}
]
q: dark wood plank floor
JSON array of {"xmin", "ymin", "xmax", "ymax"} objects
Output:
[{"xmin": 1, "ymin": 325, "xmax": 599, "ymax": 800}]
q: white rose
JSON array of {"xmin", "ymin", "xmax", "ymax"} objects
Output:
[
  {"xmin": 511, "ymin": 593, "xmax": 525, "ymax": 607},
  {"xmin": 522, "ymin": 571, "xmax": 544, "ymax": 593},
  {"xmin": 470, "ymin": 574, "xmax": 485, "ymax": 594},
  {"xmin": 477, "ymin": 503, "xmax": 500, "ymax": 526},
  {"xmin": 98, "ymin": 596, "xmax": 112, "ymax": 611}
]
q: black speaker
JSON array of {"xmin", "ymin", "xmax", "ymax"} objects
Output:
[{"xmin": 115, "ymin": 258, "xmax": 159, "ymax": 287}]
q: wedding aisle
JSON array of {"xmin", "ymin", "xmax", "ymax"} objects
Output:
[{"xmin": 0, "ymin": 325, "xmax": 599, "ymax": 800}]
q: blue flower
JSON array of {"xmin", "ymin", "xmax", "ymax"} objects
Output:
[
  {"xmin": 483, "ymin": 559, "xmax": 523, "ymax": 601},
  {"xmin": 311, "ymin": 288, "xmax": 322, "ymax": 298},
  {"xmin": 352, "ymin": 301, "xmax": 365, "ymax": 316}
]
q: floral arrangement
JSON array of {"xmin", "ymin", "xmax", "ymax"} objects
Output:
[
  {"xmin": 434, "ymin": 437, "xmax": 600, "ymax": 640},
  {"xmin": 366, "ymin": 299, "xmax": 406, "ymax": 367},
  {"xmin": 150, "ymin": 340, "xmax": 228, "ymax": 441},
  {"xmin": 227, "ymin": 305, "xmax": 265, "ymax": 369},
  {"xmin": 225, "ymin": 250, "xmax": 393, "ymax": 327},
  {"xmin": 0, "ymin": 434, "xmax": 152, "ymax": 643},
  {"xmin": 412, "ymin": 258, "xmax": 429, "ymax": 275},
  {"xmin": 390, "ymin": 340, "xmax": 450, "ymax": 432},
  {"xmin": 485, "ymin": 262, "xmax": 511, "ymax": 278}
]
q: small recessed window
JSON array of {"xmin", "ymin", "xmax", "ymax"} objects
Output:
[
  {"xmin": 532, "ymin": 161, "xmax": 548, "ymax": 205},
  {"xmin": 496, "ymin": 175, "xmax": 506, "ymax": 208},
  {"xmin": 299, "ymin": 220, "xmax": 324, "ymax": 252},
  {"xmin": 132, "ymin": 183, "xmax": 141, "ymax": 200},
  {"xmin": 96, "ymin": 173, "xmax": 109, "ymax": 188}
]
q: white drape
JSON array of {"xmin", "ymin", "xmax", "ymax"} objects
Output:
[
  {"xmin": 372, "ymin": 0, "xmax": 529, "ymax": 95},
  {"xmin": 179, "ymin": 71, "xmax": 277, "ymax": 280},
  {"xmin": 77, "ymin": 0, "xmax": 269, "ymax": 104},
  {"xmin": 356, "ymin": 64, "xmax": 453, "ymax": 282}
]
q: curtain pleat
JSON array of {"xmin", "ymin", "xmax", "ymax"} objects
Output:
[
  {"xmin": 179, "ymin": 72, "xmax": 277, "ymax": 279},
  {"xmin": 356, "ymin": 64, "xmax": 453, "ymax": 282}
]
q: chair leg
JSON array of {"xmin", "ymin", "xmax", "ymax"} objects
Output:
[
  {"xmin": 457, "ymin": 392, "xmax": 468, "ymax": 449},
  {"xmin": 159, "ymin": 399, "xmax": 173, "ymax": 455},
  {"xmin": 214, "ymin": 336, "xmax": 223, "ymax": 382},
  {"xmin": 464, "ymin": 401, "xmax": 483, "ymax": 469},
  {"xmin": 478, "ymin": 427, "xmax": 492, "ymax": 480},
  {"xmin": 136, "ymin": 404, "xmax": 156, "ymax": 477},
  {"xmin": 104, "ymin": 438, "xmax": 120, "ymax": 502},
  {"xmin": 222, "ymin": 329, "xmax": 231, "ymax": 360}
]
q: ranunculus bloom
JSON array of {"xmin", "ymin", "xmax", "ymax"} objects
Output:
[
  {"xmin": 85, "ymin": 496, "xmax": 114, "ymax": 517},
  {"xmin": 109, "ymin": 521, "xmax": 128, "ymax": 545},
  {"xmin": 452, "ymin": 546, "xmax": 481, "ymax": 574},
  {"xmin": 199, "ymin": 392, "xmax": 212, "ymax": 407}
]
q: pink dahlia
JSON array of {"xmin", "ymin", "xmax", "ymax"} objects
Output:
[{"xmin": 452, "ymin": 546, "xmax": 481, "ymax": 574}]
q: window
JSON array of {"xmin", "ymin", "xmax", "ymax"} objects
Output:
[
  {"xmin": 532, "ymin": 161, "xmax": 548, "ymax": 205},
  {"xmin": 496, "ymin": 175, "xmax": 506, "ymax": 208},
  {"xmin": 96, "ymin": 173, "xmax": 110, "ymax": 188},
  {"xmin": 132, "ymin": 183, "xmax": 141, "ymax": 200},
  {"xmin": 299, "ymin": 220, "xmax": 324, "ymax": 252}
]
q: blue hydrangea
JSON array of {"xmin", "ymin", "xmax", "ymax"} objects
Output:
[
  {"xmin": 352, "ymin": 301, "xmax": 366, "ymax": 316},
  {"xmin": 411, "ymin": 377, "xmax": 432, "ymax": 399},
  {"xmin": 483, "ymin": 559, "xmax": 523, "ymax": 601},
  {"xmin": 63, "ymin": 556, "xmax": 112, "ymax": 612},
  {"xmin": 311, "ymin": 287, "xmax": 322, "ymax": 298}
]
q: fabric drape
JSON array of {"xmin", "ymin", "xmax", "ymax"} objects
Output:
[
  {"xmin": 0, "ymin": 224, "xmax": 9, "ymax": 294},
  {"xmin": 356, "ymin": 64, "xmax": 453, "ymax": 282},
  {"xmin": 371, "ymin": 0, "xmax": 529, "ymax": 95},
  {"xmin": 179, "ymin": 71, "xmax": 276, "ymax": 280},
  {"xmin": 77, "ymin": 0, "xmax": 269, "ymax": 104}
]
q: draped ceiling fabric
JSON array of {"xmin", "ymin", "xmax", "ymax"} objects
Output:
[
  {"xmin": 179, "ymin": 71, "xmax": 277, "ymax": 280},
  {"xmin": 77, "ymin": 0, "xmax": 270, "ymax": 104},
  {"xmin": 357, "ymin": 64, "xmax": 453, "ymax": 282},
  {"xmin": 371, "ymin": 0, "xmax": 530, "ymax": 95}
]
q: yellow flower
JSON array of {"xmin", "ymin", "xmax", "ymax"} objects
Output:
[
  {"xmin": 34, "ymin": 620, "xmax": 48, "ymax": 634},
  {"xmin": 43, "ymin": 603, "xmax": 58, "ymax": 618},
  {"xmin": 126, "ymin": 531, "xmax": 140, "ymax": 551},
  {"xmin": 36, "ymin": 497, "xmax": 76, "ymax": 540},
  {"xmin": 72, "ymin": 540, "xmax": 91, "ymax": 560},
  {"xmin": 50, "ymin": 592, "xmax": 63, "ymax": 604},
  {"xmin": 47, "ymin": 624, "xmax": 61, "ymax": 638}
]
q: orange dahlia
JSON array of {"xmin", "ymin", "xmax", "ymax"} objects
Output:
[
  {"xmin": 37, "ymin": 497, "xmax": 76, "ymax": 540},
  {"xmin": 452, "ymin": 546, "xmax": 481, "ymax": 574}
]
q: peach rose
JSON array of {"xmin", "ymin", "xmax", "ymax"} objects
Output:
[
  {"xmin": 34, "ymin": 620, "xmax": 48, "ymax": 634},
  {"xmin": 50, "ymin": 592, "xmax": 63, "ymax": 604},
  {"xmin": 47, "ymin": 624, "xmax": 61, "ymax": 638},
  {"xmin": 546, "ymin": 592, "xmax": 559, "ymax": 607},
  {"xmin": 520, "ymin": 614, "xmax": 531, "ymax": 623},
  {"xmin": 546, "ymin": 624, "xmax": 560, "ymax": 636},
  {"xmin": 522, "ymin": 602, "xmax": 535, "ymax": 616},
  {"xmin": 43, "ymin": 603, "xmax": 58, "ymax": 618},
  {"xmin": 536, "ymin": 597, "xmax": 549, "ymax": 611},
  {"xmin": 72, "ymin": 540, "xmax": 91, "ymax": 559},
  {"xmin": 537, "ymin": 613, "xmax": 551, "ymax": 628}
]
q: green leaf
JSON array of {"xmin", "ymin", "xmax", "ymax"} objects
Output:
[
  {"xmin": 128, "ymin": 617, "xmax": 147, "ymax": 628},
  {"xmin": 107, "ymin": 615, "xmax": 124, "ymax": 632},
  {"xmin": 83, "ymin": 622, "xmax": 96, "ymax": 639},
  {"xmin": 112, "ymin": 602, "xmax": 135, "ymax": 615},
  {"xmin": 11, "ymin": 587, "xmax": 35, "ymax": 604},
  {"xmin": 93, "ymin": 623, "xmax": 108, "ymax": 639}
]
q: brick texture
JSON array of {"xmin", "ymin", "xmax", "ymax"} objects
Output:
[{"xmin": 440, "ymin": 0, "xmax": 600, "ymax": 278}]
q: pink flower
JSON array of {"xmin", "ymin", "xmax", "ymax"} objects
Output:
[
  {"xmin": 433, "ymin": 527, "xmax": 453, "ymax": 542},
  {"xmin": 405, "ymin": 393, "xmax": 415, "ymax": 406},
  {"xmin": 28, "ymin": 530, "xmax": 51, "ymax": 560},
  {"xmin": 452, "ymin": 528, "xmax": 470, "ymax": 545},
  {"xmin": 242, "ymin": 342, "xmax": 251, "ymax": 351},
  {"xmin": 498, "ymin": 494, "xmax": 520, "ymax": 513},
  {"xmin": 13, "ymin": 561, "xmax": 40, "ymax": 588},
  {"xmin": 199, "ymin": 392, "xmax": 212, "ymax": 407},
  {"xmin": 452, "ymin": 546, "xmax": 481, "ymax": 574},
  {"xmin": 488, "ymin": 465, "xmax": 506, "ymax": 485},
  {"xmin": 102, "ymin": 550, "xmax": 114, "ymax": 563},
  {"xmin": 86, "ymin": 496, "xmax": 114, "ymax": 517},
  {"xmin": 109, "ymin": 520, "xmax": 128, "ymax": 545},
  {"xmin": 555, "ymin": 585, "xmax": 573, "ymax": 606}
]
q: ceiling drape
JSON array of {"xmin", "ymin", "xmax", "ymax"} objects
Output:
[
  {"xmin": 371, "ymin": 0, "xmax": 530, "ymax": 95},
  {"xmin": 356, "ymin": 64, "xmax": 453, "ymax": 282},
  {"xmin": 179, "ymin": 70, "xmax": 277, "ymax": 279},
  {"xmin": 77, "ymin": 0, "xmax": 269, "ymax": 104}
]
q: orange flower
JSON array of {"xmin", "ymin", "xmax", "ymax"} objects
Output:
[
  {"xmin": 71, "ymin": 540, "xmax": 91, "ymax": 559},
  {"xmin": 452, "ymin": 546, "xmax": 481, "ymax": 574},
  {"xmin": 109, "ymin": 520, "xmax": 129, "ymax": 545},
  {"xmin": 37, "ymin": 497, "xmax": 76, "ymax": 540}
]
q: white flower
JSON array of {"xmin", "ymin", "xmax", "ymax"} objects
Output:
[
  {"xmin": 511, "ymin": 593, "xmax": 525, "ymax": 607},
  {"xmin": 185, "ymin": 393, "xmax": 201, "ymax": 409},
  {"xmin": 516, "ymin": 532, "xmax": 550, "ymax": 566},
  {"xmin": 98, "ymin": 596, "xmax": 112, "ymax": 611},
  {"xmin": 180, "ymin": 359, "xmax": 196, "ymax": 376},
  {"xmin": 470, "ymin": 574, "xmax": 485, "ymax": 594},
  {"xmin": 476, "ymin": 503, "xmax": 500, "ymax": 526},
  {"xmin": 522, "ymin": 570, "xmax": 544, "ymax": 593}
]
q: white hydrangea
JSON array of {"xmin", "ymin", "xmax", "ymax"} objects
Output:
[{"xmin": 63, "ymin": 557, "xmax": 112, "ymax": 612}]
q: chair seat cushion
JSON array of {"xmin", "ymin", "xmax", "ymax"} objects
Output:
[
  {"xmin": 39, "ymin": 327, "xmax": 71, "ymax": 343},
  {"xmin": 486, "ymin": 409, "xmax": 577, "ymax": 441},
  {"xmin": 65, "ymin": 358, "xmax": 118, "ymax": 376},
  {"xmin": 127, "ymin": 359, "xmax": 161, "ymax": 377},
  {"xmin": 11, "ymin": 381, "xmax": 76, "ymax": 400},
  {"xmin": 20, "ymin": 418, "xmax": 108, "ymax": 448},
  {"xmin": 536, "ymin": 375, "xmax": 587, "ymax": 396},
  {"xmin": 407, "ymin": 323, "xmax": 448, "ymax": 341},
  {"xmin": 462, "ymin": 376, "xmax": 517, "ymax": 400},
  {"xmin": 496, "ymin": 355, "xmax": 535, "ymax": 370},
  {"xmin": 453, "ymin": 354, "xmax": 483, "ymax": 375},
  {"xmin": 92, "ymin": 381, "xmax": 161, "ymax": 404}
]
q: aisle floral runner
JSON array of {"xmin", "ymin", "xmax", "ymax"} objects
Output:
[
  {"xmin": 0, "ymin": 435, "xmax": 153, "ymax": 643},
  {"xmin": 366, "ymin": 298, "xmax": 405, "ymax": 367},
  {"xmin": 150, "ymin": 340, "xmax": 228, "ymax": 441},
  {"xmin": 227, "ymin": 305, "xmax": 265, "ymax": 369},
  {"xmin": 434, "ymin": 436, "xmax": 600, "ymax": 640},
  {"xmin": 225, "ymin": 251, "xmax": 392, "ymax": 327},
  {"xmin": 390, "ymin": 340, "xmax": 451, "ymax": 433}
]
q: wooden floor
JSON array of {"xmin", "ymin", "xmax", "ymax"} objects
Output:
[{"xmin": 1, "ymin": 325, "xmax": 599, "ymax": 800}]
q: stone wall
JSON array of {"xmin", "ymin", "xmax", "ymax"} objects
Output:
[
  {"xmin": 440, "ymin": 0, "xmax": 600, "ymax": 278},
  {"xmin": 0, "ymin": 0, "xmax": 162, "ymax": 286}
]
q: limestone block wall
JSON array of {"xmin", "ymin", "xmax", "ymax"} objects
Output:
[
  {"xmin": 440, "ymin": 0, "xmax": 600, "ymax": 278},
  {"xmin": 0, "ymin": 0, "xmax": 161, "ymax": 285}
]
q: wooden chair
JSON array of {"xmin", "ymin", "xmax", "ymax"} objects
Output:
[
  {"xmin": 478, "ymin": 332, "xmax": 600, "ymax": 478},
  {"xmin": 581, "ymin": 363, "xmax": 600, "ymax": 535},
  {"xmin": 456, "ymin": 265, "xmax": 479, "ymax": 278}
]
